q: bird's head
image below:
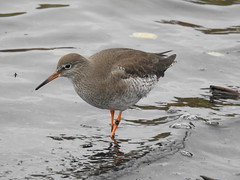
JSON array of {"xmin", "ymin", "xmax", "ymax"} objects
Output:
[{"xmin": 35, "ymin": 53, "xmax": 88, "ymax": 90}]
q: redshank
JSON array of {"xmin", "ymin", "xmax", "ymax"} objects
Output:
[{"xmin": 35, "ymin": 48, "xmax": 176, "ymax": 138}]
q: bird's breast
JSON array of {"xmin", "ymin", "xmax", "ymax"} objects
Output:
[{"xmin": 71, "ymin": 75, "xmax": 158, "ymax": 111}]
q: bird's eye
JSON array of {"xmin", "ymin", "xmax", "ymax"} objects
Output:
[{"xmin": 64, "ymin": 64, "xmax": 72, "ymax": 70}]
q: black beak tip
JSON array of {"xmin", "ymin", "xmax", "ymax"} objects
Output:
[
  {"xmin": 35, "ymin": 85, "xmax": 41, "ymax": 91},
  {"xmin": 35, "ymin": 81, "xmax": 47, "ymax": 91}
]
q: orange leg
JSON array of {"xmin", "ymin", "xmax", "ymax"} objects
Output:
[
  {"xmin": 110, "ymin": 111, "xmax": 122, "ymax": 138},
  {"xmin": 110, "ymin": 110, "xmax": 115, "ymax": 132}
]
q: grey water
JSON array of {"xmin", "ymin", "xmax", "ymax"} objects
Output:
[{"xmin": 0, "ymin": 0, "xmax": 240, "ymax": 179}]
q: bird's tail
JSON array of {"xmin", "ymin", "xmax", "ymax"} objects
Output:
[
  {"xmin": 156, "ymin": 53, "xmax": 176, "ymax": 78},
  {"xmin": 164, "ymin": 54, "xmax": 176, "ymax": 69}
]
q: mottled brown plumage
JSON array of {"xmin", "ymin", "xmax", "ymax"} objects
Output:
[{"xmin": 89, "ymin": 48, "xmax": 174, "ymax": 79}]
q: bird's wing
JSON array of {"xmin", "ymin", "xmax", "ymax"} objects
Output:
[{"xmin": 109, "ymin": 49, "xmax": 176, "ymax": 79}]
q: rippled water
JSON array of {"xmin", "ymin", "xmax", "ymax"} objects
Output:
[{"xmin": 0, "ymin": 0, "xmax": 240, "ymax": 180}]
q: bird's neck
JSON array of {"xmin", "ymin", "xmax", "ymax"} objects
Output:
[{"xmin": 70, "ymin": 62, "xmax": 101, "ymax": 92}]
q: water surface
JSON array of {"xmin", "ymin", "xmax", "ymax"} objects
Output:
[{"xmin": 0, "ymin": 0, "xmax": 240, "ymax": 179}]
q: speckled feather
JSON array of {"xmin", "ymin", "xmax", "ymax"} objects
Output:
[{"xmin": 69, "ymin": 48, "xmax": 176, "ymax": 111}]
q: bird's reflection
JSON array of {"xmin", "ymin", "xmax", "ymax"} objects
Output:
[
  {"xmin": 89, "ymin": 138, "xmax": 124, "ymax": 164},
  {"xmin": 108, "ymin": 138, "xmax": 124, "ymax": 155}
]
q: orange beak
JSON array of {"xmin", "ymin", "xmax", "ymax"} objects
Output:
[{"xmin": 35, "ymin": 72, "xmax": 60, "ymax": 90}]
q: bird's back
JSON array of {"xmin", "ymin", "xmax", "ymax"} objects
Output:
[{"xmin": 89, "ymin": 48, "xmax": 176, "ymax": 80}]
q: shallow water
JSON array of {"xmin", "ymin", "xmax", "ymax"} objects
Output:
[{"xmin": 0, "ymin": 0, "xmax": 240, "ymax": 179}]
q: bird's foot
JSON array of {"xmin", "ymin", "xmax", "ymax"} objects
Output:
[{"xmin": 110, "ymin": 133, "xmax": 115, "ymax": 140}]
